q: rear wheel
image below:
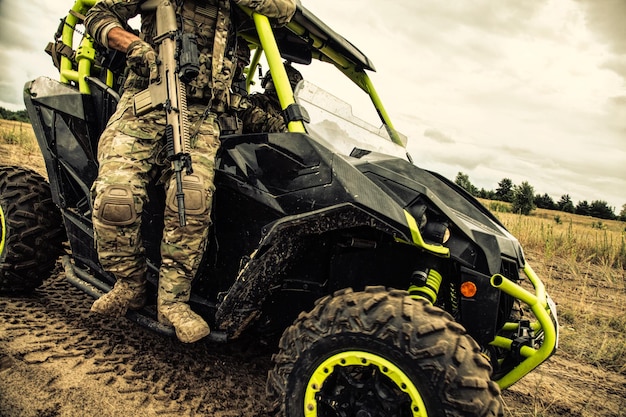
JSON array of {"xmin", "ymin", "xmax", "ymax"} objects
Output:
[
  {"xmin": 267, "ymin": 286, "xmax": 503, "ymax": 417},
  {"xmin": 0, "ymin": 165, "xmax": 65, "ymax": 293}
]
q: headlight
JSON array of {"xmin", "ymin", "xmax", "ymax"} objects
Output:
[{"xmin": 422, "ymin": 221, "xmax": 450, "ymax": 244}]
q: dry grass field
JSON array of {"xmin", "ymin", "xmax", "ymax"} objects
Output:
[
  {"xmin": 2, "ymin": 119, "xmax": 625, "ymax": 416},
  {"xmin": 494, "ymin": 207, "xmax": 625, "ymax": 364},
  {"xmin": 0, "ymin": 119, "xmax": 46, "ymax": 176},
  {"xmin": 493, "ymin": 207, "xmax": 626, "ymax": 416}
]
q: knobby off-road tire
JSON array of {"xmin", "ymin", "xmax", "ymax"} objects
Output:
[
  {"xmin": 267, "ymin": 286, "xmax": 503, "ymax": 417},
  {"xmin": 0, "ymin": 165, "xmax": 65, "ymax": 293}
]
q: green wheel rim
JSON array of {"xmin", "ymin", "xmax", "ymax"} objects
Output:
[
  {"xmin": 0, "ymin": 204, "xmax": 6, "ymax": 256},
  {"xmin": 304, "ymin": 350, "xmax": 428, "ymax": 417}
]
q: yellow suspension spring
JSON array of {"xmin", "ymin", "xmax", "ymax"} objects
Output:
[{"xmin": 408, "ymin": 269, "xmax": 443, "ymax": 304}]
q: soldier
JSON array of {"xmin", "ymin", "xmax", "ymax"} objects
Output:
[
  {"xmin": 239, "ymin": 62, "xmax": 303, "ymax": 133},
  {"xmin": 84, "ymin": 0, "xmax": 296, "ymax": 343}
]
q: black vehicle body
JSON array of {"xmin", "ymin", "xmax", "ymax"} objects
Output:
[{"xmin": 5, "ymin": 0, "xmax": 559, "ymax": 414}]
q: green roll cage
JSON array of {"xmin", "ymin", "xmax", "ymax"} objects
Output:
[{"xmin": 56, "ymin": 0, "xmax": 401, "ymax": 143}]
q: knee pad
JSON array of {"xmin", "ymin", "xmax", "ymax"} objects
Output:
[
  {"xmin": 96, "ymin": 185, "xmax": 138, "ymax": 226},
  {"xmin": 166, "ymin": 174, "xmax": 209, "ymax": 216}
]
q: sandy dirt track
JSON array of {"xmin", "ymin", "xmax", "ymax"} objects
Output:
[
  {"xmin": 1, "ymin": 259, "xmax": 625, "ymax": 417},
  {"xmin": 0, "ymin": 264, "xmax": 275, "ymax": 417}
]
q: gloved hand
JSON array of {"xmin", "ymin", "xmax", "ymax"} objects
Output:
[
  {"xmin": 234, "ymin": 0, "xmax": 296, "ymax": 26},
  {"xmin": 126, "ymin": 40, "xmax": 159, "ymax": 82}
]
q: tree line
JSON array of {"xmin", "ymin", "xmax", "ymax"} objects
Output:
[
  {"xmin": 0, "ymin": 107, "xmax": 30, "ymax": 123},
  {"xmin": 454, "ymin": 172, "xmax": 625, "ymax": 221}
]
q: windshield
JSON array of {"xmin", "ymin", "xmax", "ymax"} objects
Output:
[{"xmin": 294, "ymin": 80, "xmax": 409, "ymax": 160}]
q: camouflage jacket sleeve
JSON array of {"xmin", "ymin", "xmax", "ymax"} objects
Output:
[
  {"xmin": 84, "ymin": 0, "xmax": 143, "ymax": 48},
  {"xmin": 232, "ymin": 0, "xmax": 296, "ymax": 25}
]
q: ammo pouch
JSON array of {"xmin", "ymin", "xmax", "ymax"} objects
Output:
[
  {"xmin": 214, "ymin": 92, "xmax": 245, "ymax": 135},
  {"xmin": 217, "ymin": 113, "xmax": 242, "ymax": 136}
]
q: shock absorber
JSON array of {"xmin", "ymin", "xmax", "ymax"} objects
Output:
[{"xmin": 408, "ymin": 268, "xmax": 443, "ymax": 304}]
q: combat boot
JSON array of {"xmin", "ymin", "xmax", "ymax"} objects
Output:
[
  {"xmin": 90, "ymin": 281, "xmax": 146, "ymax": 318},
  {"xmin": 158, "ymin": 302, "xmax": 210, "ymax": 343}
]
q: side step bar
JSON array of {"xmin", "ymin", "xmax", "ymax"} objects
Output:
[{"xmin": 61, "ymin": 255, "xmax": 228, "ymax": 343}]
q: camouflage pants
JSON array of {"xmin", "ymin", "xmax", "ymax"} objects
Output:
[{"xmin": 91, "ymin": 92, "xmax": 220, "ymax": 305}]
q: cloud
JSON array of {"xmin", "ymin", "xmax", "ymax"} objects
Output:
[
  {"xmin": 605, "ymin": 96, "xmax": 626, "ymax": 131},
  {"xmin": 575, "ymin": 0, "xmax": 626, "ymax": 90},
  {"xmin": 0, "ymin": 0, "xmax": 623, "ymax": 210},
  {"xmin": 423, "ymin": 129, "xmax": 456, "ymax": 144},
  {"xmin": 601, "ymin": 56, "xmax": 626, "ymax": 82},
  {"xmin": 0, "ymin": 0, "xmax": 68, "ymax": 109},
  {"xmin": 575, "ymin": 0, "xmax": 626, "ymax": 54}
]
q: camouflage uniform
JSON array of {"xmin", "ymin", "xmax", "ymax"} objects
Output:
[
  {"xmin": 239, "ymin": 63, "xmax": 302, "ymax": 133},
  {"xmin": 85, "ymin": 0, "xmax": 296, "ymax": 343}
]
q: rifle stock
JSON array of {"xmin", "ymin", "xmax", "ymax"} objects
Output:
[{"xmin": 133, "ymin": 0, "xmax": 198, "ymax": 226}]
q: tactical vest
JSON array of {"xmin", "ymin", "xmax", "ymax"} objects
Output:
[{"xmin": 141, "ymin": 0, "xmax": 238, "ymax": 111}]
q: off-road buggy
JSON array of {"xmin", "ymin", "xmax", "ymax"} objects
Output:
[{"xmin": 0, "ymin": 1, "xmax": 559, "ymax": 415}]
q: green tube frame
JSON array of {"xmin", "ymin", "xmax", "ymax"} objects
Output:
[
  {"xmin": 489, "ymin": 263, "xmax": 558, "ymax": 389},
  {"xmin": 249, "ymin": 12, "xmax": 306, "ymax": 133},
  {"xmin": 60, "ymin": 0, "xmax": 113, "ymax": 94},
  {"xmin": 246, "ymin": 46, "xmax": 264, "ymax": 92}
]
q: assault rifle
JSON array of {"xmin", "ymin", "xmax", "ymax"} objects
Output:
[{"xmin": 133, "ymin": 0, "xmax": 200, "ymax": 226}]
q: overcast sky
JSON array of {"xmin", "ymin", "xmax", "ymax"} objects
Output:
[{"xmin": 0, "ymin": 0, "xmax": 624, "ymax": 211}]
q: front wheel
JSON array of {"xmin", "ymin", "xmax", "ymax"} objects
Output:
[{"xmin": 267, "ymin": 286, "xmax": 502, "ymax": 417}]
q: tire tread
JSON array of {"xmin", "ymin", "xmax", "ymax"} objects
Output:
[{"xmin": 0, "ymin": 165, "xmax": 65, "ymax": 293}]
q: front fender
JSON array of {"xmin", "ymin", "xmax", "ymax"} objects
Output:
[{"xmin": 214, "ymin": 203, "xmax": 402, "ymax": 338}]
